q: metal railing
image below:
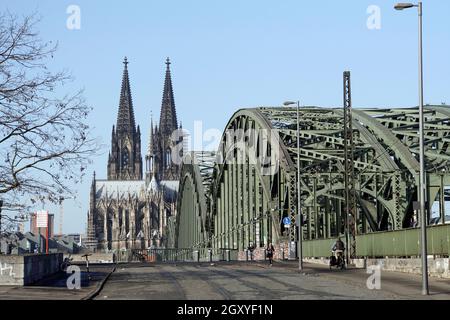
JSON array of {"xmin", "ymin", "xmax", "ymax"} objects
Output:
[
  {"xmin": 356, "ymin": 224, "xmax": 450, "ymax": 258},
  {"xmin": 115, "ymin": 248, "xmax": 239, "ymax": 263},
  {"xmin": 300, "ymin": 224, "xmax": 450, "ymax": 258}
]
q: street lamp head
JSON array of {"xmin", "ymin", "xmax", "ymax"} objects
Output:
[
  {"xmin": 283, "ymin": 101, "xmax": 296, "ymax": 106},
  {"xmin": 394, "ymin": 3, "xmax": 416, "ymax": 10}
]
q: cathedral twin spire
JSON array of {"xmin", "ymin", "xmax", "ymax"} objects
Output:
[
  {"xmin": 116, "ymin": 57, "xmax": 137, "ymax": 135},
  {"xmin": 146, "ymin": 57, "xmax": 181, "ymax": 183},
  {"xmin": 109, "ymin": 57, "xmax": 181, "ymax": 182},
  {"xmin": 107, "ymin": 57, "xmax": 142, "ymax": 181},
  {"xmin": 159, "ymin": 58, "xmax": 178, "ymax": 135}
]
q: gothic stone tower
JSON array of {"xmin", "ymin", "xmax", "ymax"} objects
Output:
[
  {"xmin": 108, "ymin": 57, "xmax": 143, "ymax": 180},
  {"xmin": 146, "ymin": 58, "xmax": 182, "ymax": 182},
  {"xmin": 87, "ymin": 57, "xmax": 183, "ymax": 252}
]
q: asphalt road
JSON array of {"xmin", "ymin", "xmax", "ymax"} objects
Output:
[
  {"xmin": 1, "ymin": 261, "xmax": 448, "ymax": 300},
  {"xmin": 95, "ymin": 261, "xmax": 450, "ymax": 300}
]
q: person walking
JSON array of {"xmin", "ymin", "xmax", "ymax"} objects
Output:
[
  {"xmin": 331, "ymin": 237, "xmax": 345, "ymax": 268},
  {"xmin": 266, "ymin": 242, "xmax": 275, "ymax": 266}
]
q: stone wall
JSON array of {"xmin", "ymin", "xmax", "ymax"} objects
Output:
[
  {"xmin": 357, "ymin": 258, "xmax": 450, "ymax": 279},
  {"xmin": 0, "ymin": 253, "xmax": 63, "ymax": 286}
]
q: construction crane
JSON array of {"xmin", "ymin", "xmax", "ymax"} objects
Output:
[
  {"xmin": 58, "ymin": 196, "xmax": 76, "ymax": 236},
  {"xmin": 59, "ymin": 196, "xmax": 64, "ymax": 236}
]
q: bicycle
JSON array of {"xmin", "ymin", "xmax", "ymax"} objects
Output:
[
  {"xmin": 329, "ymin": 250, "xmax": 346, "ymax": 270},
  {"xmin": 60, "ymin": 254, "xmax": 73, "ymax": 272}
]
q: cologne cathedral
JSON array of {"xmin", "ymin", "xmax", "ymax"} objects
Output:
[{"xmin": 85, "ymin": 57, "xmax": 184, "ymax": 251}]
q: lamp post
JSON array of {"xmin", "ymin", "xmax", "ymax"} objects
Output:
[
  {"xmin": 284, "ymin": 100, "xmax": 303, "ymax": 271},
  {"xmin": 394, "ymin": 1, "xmax": 429, "ymax": 295}
]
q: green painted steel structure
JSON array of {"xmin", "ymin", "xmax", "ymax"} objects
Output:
[
  {"xmin": 356, "ymin": 224, "xmax": 450, "ymax": 257},
  {"xmin": 175, "ymin": 151, "xmax": 215, "ymax": 248},
  {"xmin": 175, "ymin": 106, "xmax": 450, "ymax": 257},
  {"xmin": 302, "ymin": 224, "xmax": 450, "ymax": 258}
]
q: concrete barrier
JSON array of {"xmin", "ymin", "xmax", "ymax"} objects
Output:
[
  {"xmin": 304, "ymin": 257, "xmax": 450, "ymax": 279},
  {"xmin": 66, "ymin": 253, "xmax": 115, "ymax": 264},
  {"xmin": 0, "ymin": 253, "xmax": 63, "ymax": 286},
  {"xmin": 361, "ymin": 258, "xmax": 450, "ymax": 279}
]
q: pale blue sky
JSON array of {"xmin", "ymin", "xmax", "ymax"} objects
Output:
[{"xmin": 4, "ymin": 0, "xmax": 450, "ymax": 234}]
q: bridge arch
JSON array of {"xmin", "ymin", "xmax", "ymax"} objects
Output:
[
  {"xmin": 175, "ymin": 152, "xmax": 215, "ymax": 249},
  {"xmin": 176, "ymin": 106, "xmax": 450, "ymax": 257}
]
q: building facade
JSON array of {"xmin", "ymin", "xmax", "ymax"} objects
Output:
[
  {"xmin": 86, "ymin": 57, "xmax": 183, "ymax": 252},
  {"xmin": 30, "ymin": 213, "xmax": 55, "ymax": 239}
]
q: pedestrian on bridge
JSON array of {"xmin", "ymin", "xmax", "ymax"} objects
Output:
[{"xmin": 266, "ymin": 243, "xmax": 275, "ymax": 266}]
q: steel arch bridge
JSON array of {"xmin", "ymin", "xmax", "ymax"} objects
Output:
[{"xmin": 175, "ymin": 106, "xmax": 450, "ymax": 257}]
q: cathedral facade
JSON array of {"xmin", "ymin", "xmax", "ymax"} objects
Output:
[{"xmin": 86, "ymin": 57, "xmax": 183, "ymax": 252}]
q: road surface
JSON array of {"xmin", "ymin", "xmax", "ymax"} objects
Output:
[{"xmin": 95, "ymin": 261, "xmax": 450, "ymax": 300}]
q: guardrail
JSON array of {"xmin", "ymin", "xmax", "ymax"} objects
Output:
[
  {"xmin": 116, "ymin": 248, "xmax": 239, "ymax": 263},
  {"xmin": 356, "ymin": 224, "xmax": 450, "ymax": 257},
  {"xmin": 301, "ymin": 224, "xmax": 450, "ymax": 258},
  {"xmin": 302, "ymin": 238, "xmax": 336, "ymax": 258}
]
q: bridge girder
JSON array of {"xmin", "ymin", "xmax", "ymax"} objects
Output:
[
  {"xmin": 175, "ymin": 106, "xmax": 450, "ymax": 251},
  {"xmin": 175, "ymin": 151, "xmax": 215, "ymax": 249}
]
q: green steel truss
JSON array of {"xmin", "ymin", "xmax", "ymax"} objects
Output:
[
  {"xmin": 175, "ymin": 151, "xmax": 216, "ymax": 249},
  {"xmin": 174, "ymin": 106, "xmax": 450, "ymax": 253}
]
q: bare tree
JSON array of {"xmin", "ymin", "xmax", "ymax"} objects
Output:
[{"xmin": 0, "ymin": 12, "xmax": 97, "ymax": 230}]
